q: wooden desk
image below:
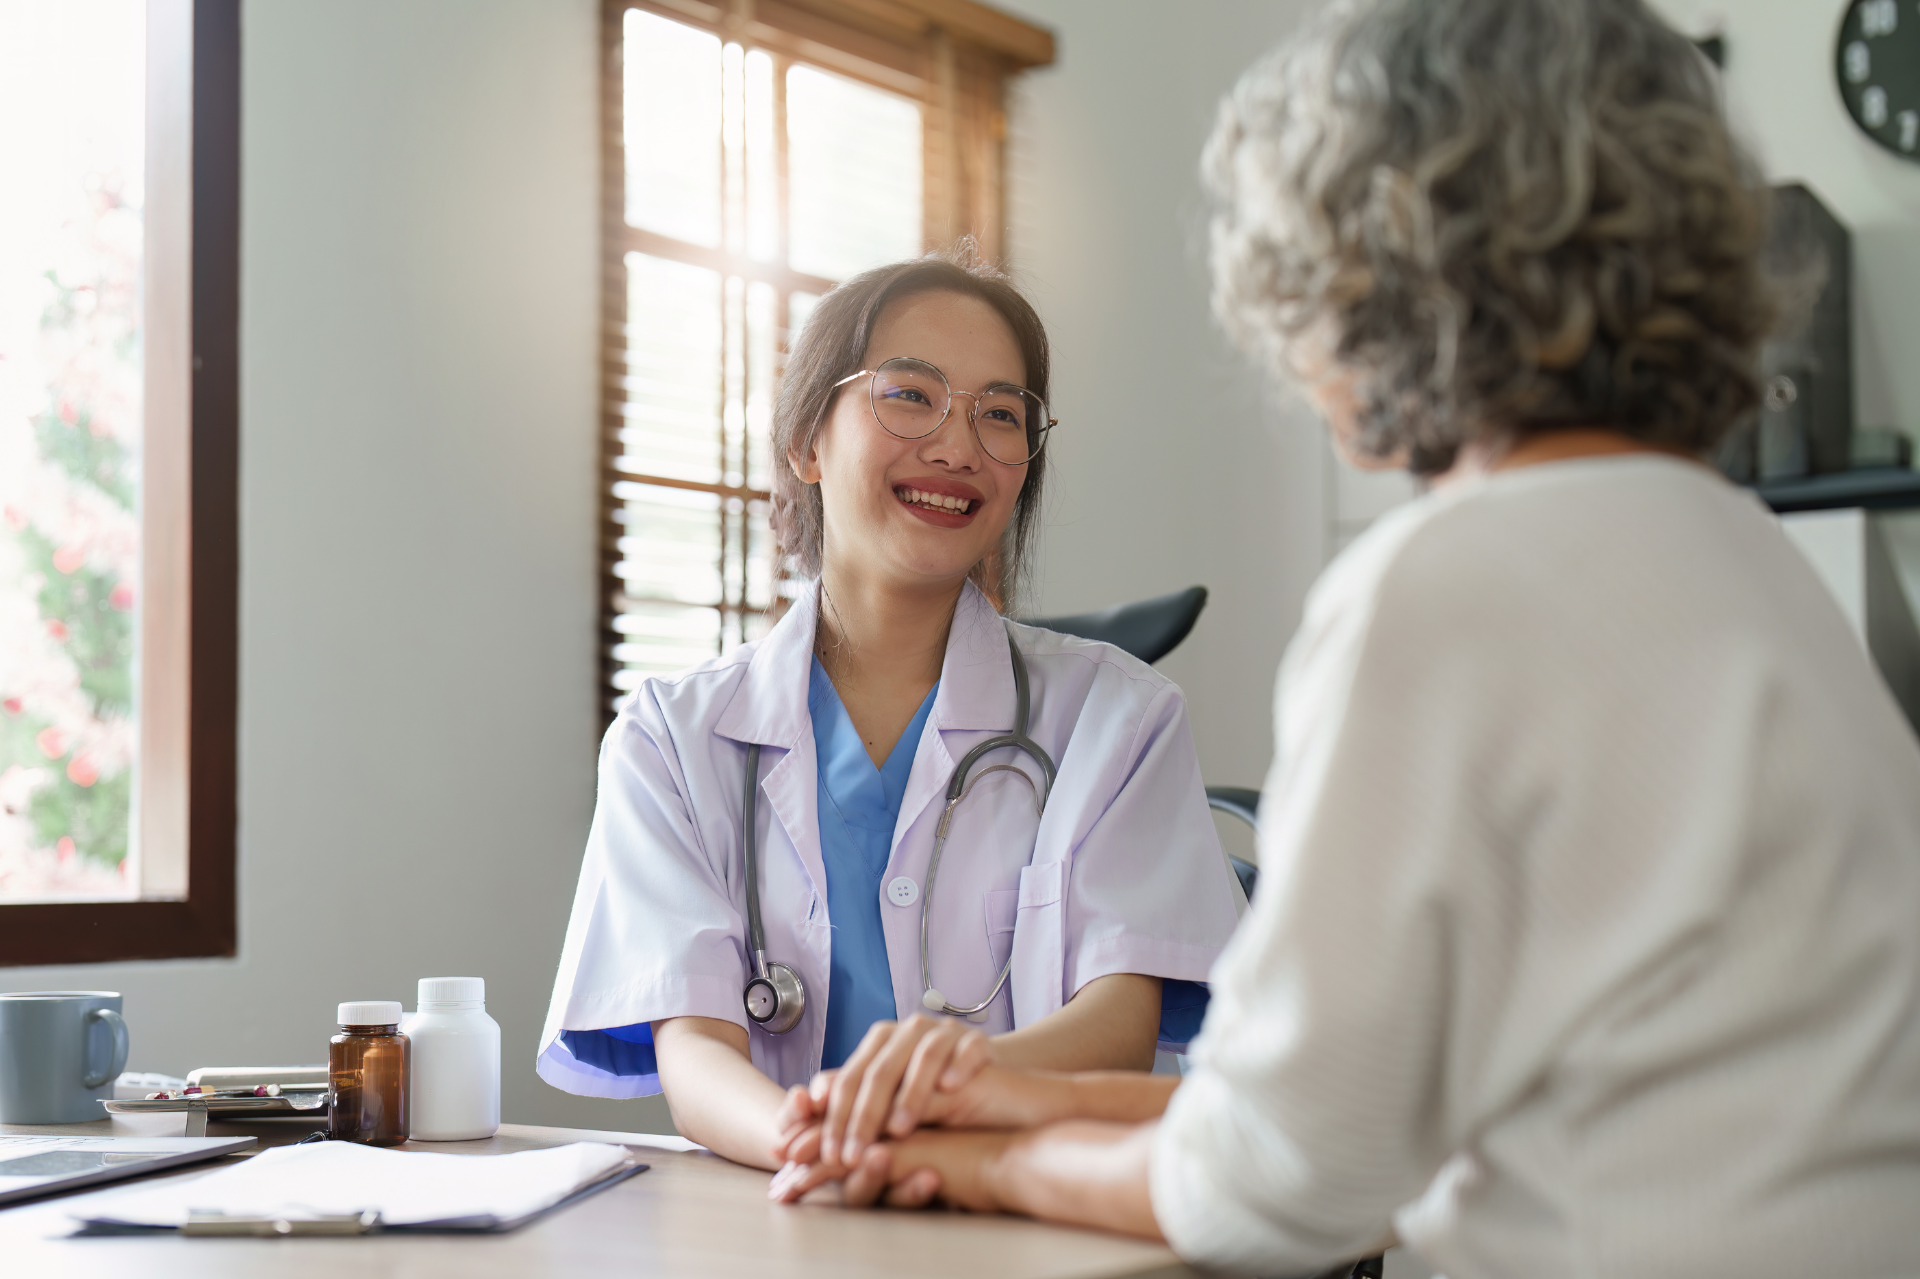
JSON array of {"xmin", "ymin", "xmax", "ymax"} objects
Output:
[{"xmin": 0, "ymin": 1113, "xmax": 1198, "ymax": 1278}]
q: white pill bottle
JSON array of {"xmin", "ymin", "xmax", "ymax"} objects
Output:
[{"xmin": 402, "ymin": 976, "xmax": 500, "ymax": 1140}]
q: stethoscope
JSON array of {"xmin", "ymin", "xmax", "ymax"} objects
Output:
[{"xmin": 740, "ymin": 627, "xmax": 1057, "ymax": 1034}]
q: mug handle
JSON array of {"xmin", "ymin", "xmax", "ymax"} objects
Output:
[{"xmin": 83, "ymin": 1008, "xmax": 130, "ymax": 1089}]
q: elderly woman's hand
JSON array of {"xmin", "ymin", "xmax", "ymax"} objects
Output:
[
  {"xmin": 769, "ymin": 1128, "xmax": 1015, "ymax": 1211},
  {"xmin": 782, "ymin": 1119, "xmax": 1170, "ymax": 1246},
  {"xmin": 837, "ymin": 1129, "xmax": 1016, "ymax": 1212}
]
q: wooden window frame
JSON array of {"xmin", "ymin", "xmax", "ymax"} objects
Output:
[
  {"xmin": 597, "ymin": 0, "xmax": 1053, "ymax": 711},
  {"xmin": 0, "ymin": 0, "xmax": 240, "ymax": 966}
]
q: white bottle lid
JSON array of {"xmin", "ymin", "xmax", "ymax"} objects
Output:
[
  {"xmin": 417, "ymin": 977, "xmax": 485, "ymax": 1010},
  {"xmin": 337, "ymin": 1000, "xmax": 403, "ymax": 1026}
]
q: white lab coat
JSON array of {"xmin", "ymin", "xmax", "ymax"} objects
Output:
[{"xmin": 539, "ymin": 580, "xmax": 1242, "ymax": 1095}]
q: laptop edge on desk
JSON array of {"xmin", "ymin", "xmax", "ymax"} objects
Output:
[{"xmin": 0, "ymin": 1136, "xmax": 256, "ymax": 1207}]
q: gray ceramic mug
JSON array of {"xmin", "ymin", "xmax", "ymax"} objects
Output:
[{"xmin": 0, "ymin": 991, "xmax": 129, "ymax": 1124}]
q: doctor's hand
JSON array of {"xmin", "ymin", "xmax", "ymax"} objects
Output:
[
  {"xmin": 768, "ymin": 1064, "xmax": 1080, "ymax": 1203},
  {"xmin": 772, "ymin": 1016, "xmax": 994, "ymax": 1171}
]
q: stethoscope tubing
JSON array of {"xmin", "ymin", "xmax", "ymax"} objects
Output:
[
  {"xmin": 741, "ymin": 626, "xmax": 1057, "ymax": 1026},
  {"xmin": 920, "ymin": 631, "xmax": 1053, "ymax": 1017},
  {"xmin": 742, "ymin": 740, "xmax": 769, "ymax": 980}
]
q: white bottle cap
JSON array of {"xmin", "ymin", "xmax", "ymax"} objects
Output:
[
  {"xmin": 337, "ymin": 1000, "xmax": 403, "ymax": 1026},
  {"xmin": 417, "ymin": 976, "xmax": 485, "ymax": 1009}
]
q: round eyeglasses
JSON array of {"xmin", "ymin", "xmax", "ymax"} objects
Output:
[{"xmin": 832, "ymin": 357, "xmax": 1055, "ymax": 466}]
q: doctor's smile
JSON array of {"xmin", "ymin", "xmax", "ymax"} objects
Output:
[{"xmin": 892, "ymin": 480, "xmax": 983, "ymax": 526}]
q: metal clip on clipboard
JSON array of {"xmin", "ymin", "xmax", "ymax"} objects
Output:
[{"xmin": 183, "ymin": 1209, "xmax": 381, "ymax": 1236}]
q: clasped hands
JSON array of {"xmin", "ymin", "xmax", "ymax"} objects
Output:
[{"xmin": 765, "ymin": 1015, "xmax": 1062, "ymax": 1210}]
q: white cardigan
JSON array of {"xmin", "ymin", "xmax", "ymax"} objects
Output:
[{"xmin": 1153, "ymin": 457, "xmax": 1920, "ymax": 1278}]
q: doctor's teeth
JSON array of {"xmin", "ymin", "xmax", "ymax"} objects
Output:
[{"xmin": 900, "ymin": 488, "xmax": 972, "ymax": 513}]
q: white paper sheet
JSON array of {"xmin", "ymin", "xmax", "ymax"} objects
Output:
[{"xmin": 77, "ymin": 1140, "xmax": 634, "ymax": 1228}]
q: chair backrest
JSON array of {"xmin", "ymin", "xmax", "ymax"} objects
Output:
[
  {"xmin": 1205, "ymin": 788, "xmax": 1262, "ymax": 904},
  {"xmin": 1204, "ymin": 787, "xmax": 1260, "ymax": 831},
  {"xmin": 1023, "ymin": 585, "xmax": 1208, "ymax": 666},
  {"xmin": 1028, "ymin": 587, "xmax": 1263, "ymax": 900}
]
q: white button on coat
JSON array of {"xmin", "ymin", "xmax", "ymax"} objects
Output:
[
  {"xmin": 538, "ymin": 578, "xmax": 1241, "ymax": 1099},
  {"xmin": 886, "ymin": 876, "xmax": 919, "ymax": 907}
]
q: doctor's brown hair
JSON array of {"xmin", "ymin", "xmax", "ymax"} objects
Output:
[{"xmin": 771, "ymin": 244, "xmax": 1051, "ymax": 612}]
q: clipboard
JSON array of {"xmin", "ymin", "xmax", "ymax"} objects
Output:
[
  {"xmin": 158, "ymin": 1160, "xmax": 651, "ymax": 1235},
  {"xmin": 72, "ymin": 1141, "xmax": 648, "ymax": 1236}
]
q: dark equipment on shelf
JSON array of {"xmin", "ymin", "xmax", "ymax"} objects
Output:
[{"xmin": 1717, "ymin": 183, "xmax": 1854, "ymax": 485}]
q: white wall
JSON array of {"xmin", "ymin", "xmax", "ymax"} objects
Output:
[
  {"xmin": 5, "ymin": 0, "xmax": 677, "ymax": 1136},
  {"xmin": 998, "ymin": 0, "xmax": 1336, "ymax": 867}
]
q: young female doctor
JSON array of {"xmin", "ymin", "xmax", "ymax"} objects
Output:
[{"xmin": 538, "ymin": 251, "xmax": 1241, "ymax": 1171}]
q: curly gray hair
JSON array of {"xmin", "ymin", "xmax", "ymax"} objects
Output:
[{"xmin": 1206, "ymin": 0, "xmax": 1778, "ymax": 473}]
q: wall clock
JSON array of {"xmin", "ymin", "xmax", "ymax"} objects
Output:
[{"xmin": 1837, "ymin": 0, "xmax": 1920, "ymax": 159}]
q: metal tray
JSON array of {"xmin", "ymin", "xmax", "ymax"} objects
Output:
[{"xmin": 104, "ymin": 1092, "xmax": 327, "ymax": 1136}]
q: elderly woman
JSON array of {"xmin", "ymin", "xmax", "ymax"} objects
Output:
[{"xmin": 770, "ymin": 0, "xmax": 1920, "ymax": 1273}]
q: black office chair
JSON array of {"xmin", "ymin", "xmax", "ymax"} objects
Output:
[
  {"xmin": 1025, "ymin": 584, "xmax": 1209, "ymax": 666},
  {"xmin": 1024, "ymin": 586, "xmax": 1262, "ymax": 901},
  {"xmin": 1204, "ymin": 786, "xmax": 1261, "ymax": 903}
]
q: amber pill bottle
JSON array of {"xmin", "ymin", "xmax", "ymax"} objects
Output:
[{"xmin": 329, "ymin": 1001, "xmax": 409, "ymax": 1146}]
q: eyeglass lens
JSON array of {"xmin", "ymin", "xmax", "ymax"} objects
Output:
[{"xmin": 869, "ymin": 357, "xmax": 1045, "ymax": 465}]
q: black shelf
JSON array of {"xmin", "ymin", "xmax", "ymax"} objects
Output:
[{"xmin": 1754, "ymin": 468, "xmax": 1920, "ymax": 514}]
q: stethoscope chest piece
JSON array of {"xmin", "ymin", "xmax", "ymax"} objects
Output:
[{"xmin": 744, "ymin": 959, "xmax": 805, "ymax": 1034}]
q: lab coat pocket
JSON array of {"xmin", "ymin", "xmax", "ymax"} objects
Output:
[
  {"xmin": 1009, "ymin": 861, "xmax": 1065, "ymax": 1029},
  {"xmin": 983, "ymin": 888, "xmax": 1018, "ymax": 973}
]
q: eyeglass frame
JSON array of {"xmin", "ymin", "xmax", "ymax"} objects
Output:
[{"xmin": 830, "ymin": 357, "xmax": 1057, "ymax": 465}]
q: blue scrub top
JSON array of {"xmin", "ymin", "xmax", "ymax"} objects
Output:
[{"xmin": 811, "ymin": 657, "xmax": 939, "ymax": 1069}]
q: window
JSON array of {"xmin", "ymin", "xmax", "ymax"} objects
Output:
[
  {"xmin": 0, "ymin": 0, "xmax": 239, "ymax": 962},
  {"xmin": 599, "ymin": 0, "xmax": 1053, "ymax": 705}
]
